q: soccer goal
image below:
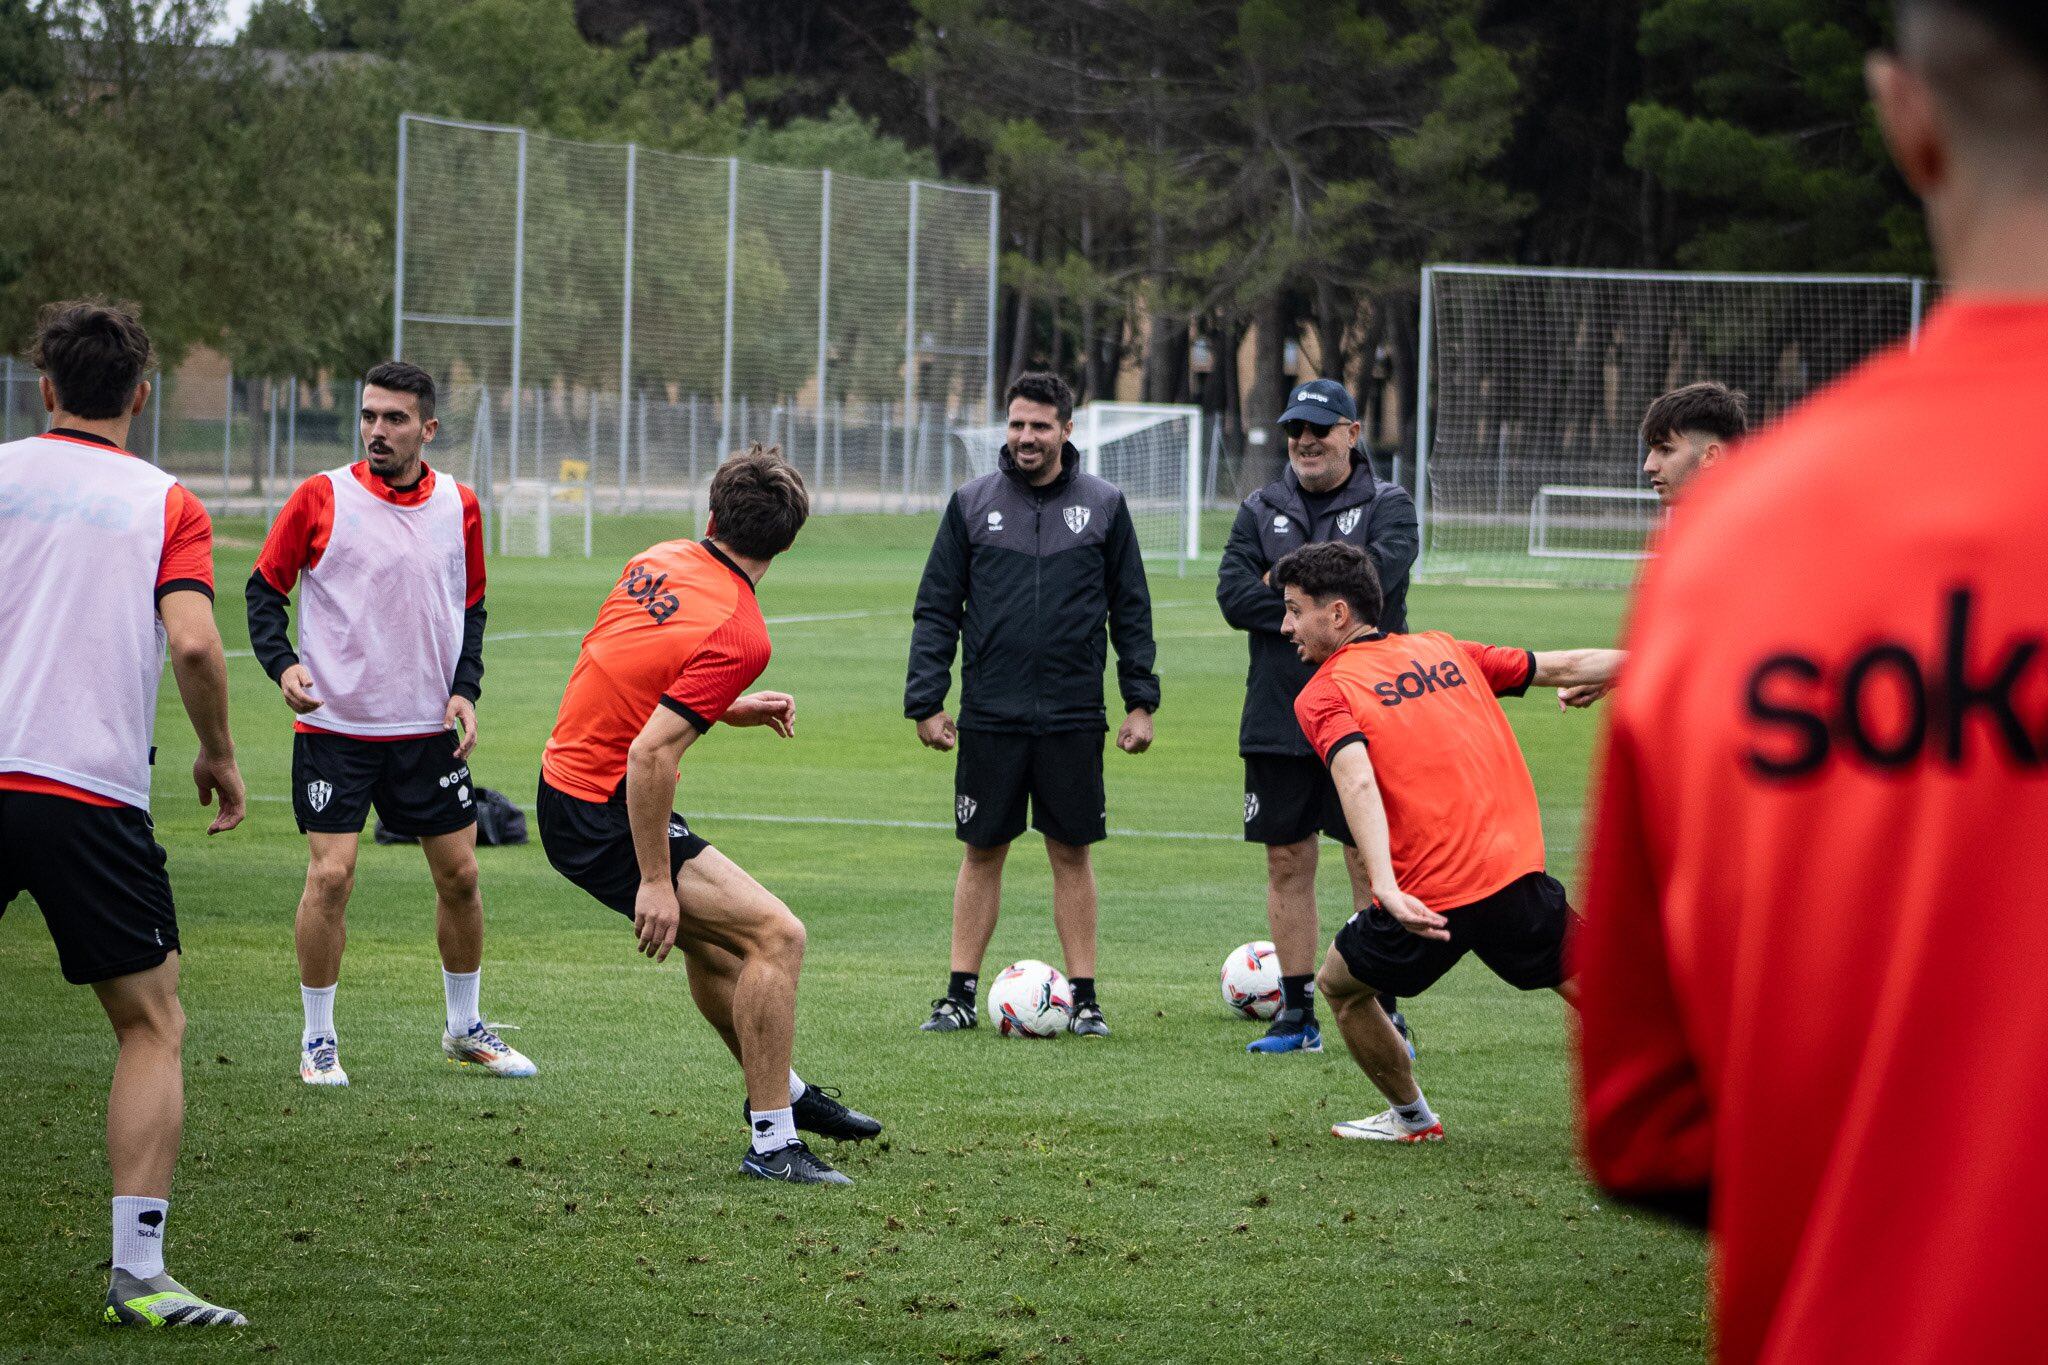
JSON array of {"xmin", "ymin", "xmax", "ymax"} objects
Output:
[
  {"xmin": 1414, "ymin": 264, "xmax": 1930, "ymax": 584},
  {"xmin": 953, "ymin": 401, "xmax": 1202, "ymax": 571}
]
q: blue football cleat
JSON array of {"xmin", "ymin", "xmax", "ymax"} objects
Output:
[{"xmin": 1247, "ymin": 1013, "xmax": 1322, "ymax": 1054}]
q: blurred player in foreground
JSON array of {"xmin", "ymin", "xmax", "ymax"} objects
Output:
[
  {"xmin": 0, "ymin": 301, "xmax": 248, "ymax": 1325},
  {"xmin": 539, "ymin": 447, "xmax": 881, "ymax": 1186},
  {"xmin": 1577, "ymin": 2, "xmax": 2048, "ymax": 1359},
  {"xmin": 1272, "ymin": 543, "xmax": 1620, "ymax": 1142},
  {"xmin": 248, "ymin": 361, "xmax": 534, "ymax": 1086}
]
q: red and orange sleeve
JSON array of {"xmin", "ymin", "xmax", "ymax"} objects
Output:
[
  {"xmin": 253, "ymin": 476, "xmax": 335, "ymax": 594},
  {"xmin": 661, "ymin": 613, "xmax": 773, "ymax": 732},
  {"xmin": 156, "ymin": 484, "xmax": 215, "ymax": 597}
]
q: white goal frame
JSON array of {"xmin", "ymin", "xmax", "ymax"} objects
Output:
[{"xmin": 1528, "ymin": 485, "xmax": 1661, "ymax": 560}]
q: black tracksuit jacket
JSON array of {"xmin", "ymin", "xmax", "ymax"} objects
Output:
[
  {"xmin": 1216, "ymin": 457, "xmax": 1418, "ymax": 757},
  {"xmin": 905, "ymin": 442, "xmax": 1160, "ymax": 733}
]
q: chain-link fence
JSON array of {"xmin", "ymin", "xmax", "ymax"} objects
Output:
[{"xmin": 394, "ymin": 113, "xmax": 999, "ymax": 542}]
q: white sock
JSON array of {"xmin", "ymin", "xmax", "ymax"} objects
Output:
[
  {"xmin": 301, "ymin": 983, "xmax": 336, "ymax": 1045},
  {"xmin": 788, "ymin": 1071, "xmax": 807, "ymax": 1104},
  {"xmin": 1393, "ymin": 1092, "xmax": 1438, "ymax": 1131},
  {"xmin": 112, "ymin": 1196, "xmax": 168, "ymax": 1279},
  {"xmin": 749, "ymin": 1106, "xmax": 797, "ymax": 1154},
  {"xmin": 443, "ymin": 968, "xmax": 481, "ymax": 1036}
]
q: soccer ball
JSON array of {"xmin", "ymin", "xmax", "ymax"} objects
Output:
[
  {"xmin": 988, "ymin": 959, "xmax": 1073, "ymax": 1038},
  {"xmin": 1220, "ymin": 940, "xmax": 1282, "ymax": 1020}
]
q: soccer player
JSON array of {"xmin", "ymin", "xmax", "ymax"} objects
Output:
[
  {"xmin": 0, "ymin": 301, "xmax": 248, "ymax": 1326},
  {"xmin": 1577, "ymin": 3, "xmax": 2048, "ymax": 1359},
  {"xmin": 906, "ymin": 372, "xmax": 1160, "ymax": 1038},
  {"xmin": 1271, "ymin": 542, "xmax": 1620, "ymax": 1142},
  {"xmin": 1217, "ymin": 378, "xmax": 1419, "ymax": 1055},
  {"xmin": 539, "ymin": 446, "xmax": 881, "ymax": 1186},
  {"xmin": 247, "ymin": 361, "xmax": 534, "ymax": 1085}
]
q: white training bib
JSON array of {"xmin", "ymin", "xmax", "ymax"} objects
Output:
[
  {"xmin": 0, "ymin": 436, "xmax": 175, "ymax": 807},
  {"xmin": 296, "ymin": 467, "xmax": 467, "ymax": 736}
]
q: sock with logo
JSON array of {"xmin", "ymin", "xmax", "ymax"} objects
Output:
[
  {"xmin": 749, "ymin": 1106, "xmax": 797, "ymax": 1155},
  {"xmin": 442, "ymin": 968, "xmax": 481, "ymax": 1037},
  {"xmin": 788, "ymin": 1071, "xmax": 807, "ymax": 1104},
  {"xmin": 1280, "ymin": 974, "xmax": 1316, "ymax": 1018},
  {"xmin": 1069, "ymin": 976, "xmax": 1097, "ymax": 1009},
  {"xmin": 112, "ymin": 1196, "xmax": 168, "ymax": 1278},
  {"xmin": 1392, "ymin": 1092, "xmax": 1437, "ymax": 1132},
  {"xmin": 301, "ymin": 983, "xmax": 336, "ymax": 1045},
  {"xmin": 947, "ymin": 971, "xmax": 978, "ymax": 1005}
]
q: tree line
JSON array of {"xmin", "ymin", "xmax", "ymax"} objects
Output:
[{"xmin": 1, "ymin": 0, "xmax": 1925, "ymax": 463}]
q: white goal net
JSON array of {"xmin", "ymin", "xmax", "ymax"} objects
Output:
[
  {"xmin": 1415, "ymin": 264, "xmax": 1929, "ymax": 584},
  {"xmin": 953, "ymin": 402, "xmax": 1201, "ymax": 570}
]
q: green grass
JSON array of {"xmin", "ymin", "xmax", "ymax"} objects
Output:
[{"xmin": 0, "ymin": 514, "xmax": 1704, "ymax": 1362}]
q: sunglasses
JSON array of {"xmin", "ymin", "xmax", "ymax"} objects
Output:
[{"xmin": 1283, "ymin": 419, "xmax": 1343, "ymax": 440}]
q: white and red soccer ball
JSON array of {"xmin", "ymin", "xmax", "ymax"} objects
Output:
[
  {"xmin": 1221, "ymin": 940, "xmax": 1282, "ymax": 1020},
  {"xmin": 989, "ymin": 959, "xmax": 1073, "ymax": 1038}
]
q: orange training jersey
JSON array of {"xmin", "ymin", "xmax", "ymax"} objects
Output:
[
  {"xmin": 1576, "ymin": 300, "xmax": 2048, "ymax": 1365},
  {"xmin": 1293, "ymin": 631, "xmax": 1541, "ymax": 910},
  {"xmin": 542, "ymin": 539, "xmax": 772, "ymax": 802}
]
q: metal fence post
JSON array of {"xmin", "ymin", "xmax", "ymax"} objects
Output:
[
  {"xmin": 718, "ymin": 156, "xmax": 739, "ymax": 465},
  {"xmin": 1413, "ymin": 265, "xmax": 1434, "ymax": 573},
  {"xmin": 265, "ymin": 379, "xmax": 279, "ymax": 513},
  {"xmin": 222, "ymin": 368, "xmax": 234, "ymax": 498},
  {"xmin": 619, "ymin": 141, "xmax": 637, "ymax": 509},
  {"xmin": 286, "ymin": 378, "xmax": 298, "ymax": 481},
  {"xmin": 688, "ymin": 393, "xmax": 700, "ymax": 539},
  {"xmin": 985, "ymin": 189, "xmax": 999, "ymax": 420},
  {"xmin": 817, "ymin": 167, "xmax": 831, "ymax": 497},
  {"xmin": 3, "ymin": 356, "xmax": 12, "ymax": 443},
  {"xmin": 393, "ymin": 114, "xmax": 409, "ymax": 356},
  {"xmin": 1909, "ymin": 277, "xmax": 1926, "ymax": 351},
  {"xmin": 507, "ymin": 127, "xmax": 529, "ymax": 531},
  {"xmin": 903, "ymin": 181, "xmax": 919, "ymax": 509},
  {"xmin": 149, "ymin": 371, "xmax": 162, "ymax": 463}
]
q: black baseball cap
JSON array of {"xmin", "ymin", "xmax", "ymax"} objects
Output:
[{"xmin": 1278, "ymin": 379, "xmax": 1358, "ymax": 427}]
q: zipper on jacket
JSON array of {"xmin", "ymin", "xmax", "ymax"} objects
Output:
[{"xmin": 1032, "ymin": 499, "xmax": 1044, "ymax": 729}]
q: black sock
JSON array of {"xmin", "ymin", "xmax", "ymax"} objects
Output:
[
  {"xmin": 1070, "ymin": 976, "xmax": 1097, "ymax": 1008},
  {"xmin": 948, "ymin": 971, "xmax": 978, "ymax": 1004},
  {"xmin": 1280, "ymin": 974, "xmax": 1316, "ymax": 1017},
  {"xmin": 1377, "ymin": 991, "xmax": 1400, "ymax": 1015}
]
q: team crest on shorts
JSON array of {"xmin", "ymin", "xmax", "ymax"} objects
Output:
[
  {"xmin": 305, "ymin": 780, "xmax": 332, "ymax": 813},
  {"xmin": 1064, "ymin": 505, "xmax": 1091, "ymax": 534},
  {"xmin": 956, "ymin": 795, "xmax": 978, "ymax": 825},
  {"xmin": 1244, "ymin": 792, "xmax": 1260, "ymax": 823},
  {"xmin": 1337, "ymin": 508, "xmax": 1362, "ymax": 535}
]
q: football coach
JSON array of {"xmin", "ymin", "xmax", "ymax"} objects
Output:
[
  {"xmin": 1217, "ymin": 377, "xmax": 1418, "ymax": 1055},
  {"xmin": 906, "ymin": 371, "xmax": 1160, "ymax": 1039}
]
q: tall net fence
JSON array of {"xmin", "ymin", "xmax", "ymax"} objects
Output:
[
  {"xmin": 395, "ymin": 114, "xmax": 998, "ymax": 550},
  {"xmin": 1416, "ymin": 265, "xmax": 1929, "ymax": 585}
]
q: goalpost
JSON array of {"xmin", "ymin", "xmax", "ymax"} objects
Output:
[
  {"xmin": 953, "ymin": 401, "xmax": 1203, "ymax": 572},
  {"xmin": 1414, "ymin": 264, "xmax": 1929, "ymax": 584}
]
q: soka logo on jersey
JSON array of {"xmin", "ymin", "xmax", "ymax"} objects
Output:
[
  {"xmin": 1337, "ymin": 508, "xmax": 1362, "ymax": 536},
  {"xmin": 1064, "ymin": 505, "xmax": 1091, "ymax": 535},
  {"xmin": 1373, "ymin": 658, "xmax": 1470, "ymax": 707},
  {"xmin": 956, "ymin": 795, "xmax": 978, "ymax": 825},
  {"xmin": 305, "ymin": 780, "xmax": 333, "ymax": 812},
  {"xmin": 623, "ymin": 561, "xmax": 680, "ymax": 625}
]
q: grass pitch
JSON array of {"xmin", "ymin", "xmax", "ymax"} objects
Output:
[{"xmin": 0, "ymin": 514, "xmax": 1703, "ymax": 1362}]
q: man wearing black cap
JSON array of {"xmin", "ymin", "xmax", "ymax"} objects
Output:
[{"xmin": 1217, "ymin": 378, "xmax": 1418, "ymax": 1055}]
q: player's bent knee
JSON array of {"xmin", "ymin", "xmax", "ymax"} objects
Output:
[{"xmin": 1266, "ymin": 840, "xmax": 1317, "ymax": 884}]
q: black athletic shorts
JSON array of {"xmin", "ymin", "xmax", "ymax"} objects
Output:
[
  {"xmin": 1243, "ymin": 752, "xmax": 1355, "ymax": 847},
  {"xmin": 954, "ymin": 728, "xmax": 1107, "ymax": 848},
  {"xmin": 292, "ymin": 729, "xmax": 476, "ymax": 837},
  {"xmin": 0, "ymin": 791, "xmax": 179, "ymax": 985},
  {"xmin": 536, "ymin": 776, "xmax": 711, "ymax": 918},
  {"xmin": 1333, "ymin": 870, "xmax": 1576, "ymax": 998}
]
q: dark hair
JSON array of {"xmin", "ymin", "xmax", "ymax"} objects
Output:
[
  {"xmin": 1899, "ymin": 1, "xmax": 2048, "ymax": 75},
  {"xmin": 1641, "ymin": 381, "xmax": 1748, "ymax": 447},
  {"xmin": 1271, "ymin": 541, "xmax": 1383, "ymax": 627},
  {"xmin": 1005, "ymin": 371, "xmax": 1075, "ymax": 425},
  {"xmin": 363, "ymin": 360, "xmax": 437, "ymax": 420},
  {"xmin": 30, "ymin": 300, "xmax": 155, "ymax": 420},
  {"xmin": 709, "ymin": 444, "xmax": 809, "ymax": 558}
]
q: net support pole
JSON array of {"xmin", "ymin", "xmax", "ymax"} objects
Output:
[
  {"xmin": 150, "ymin": 370, "xmax": 161, "ymax": 463},
  {"xmin": 1184, "ymin": 408, "xmax": 1202, "ymax": 571},
  {"xmin": 286, "ymin": 378, "xmax": 297, "ymax": 480},
  {"xmin": 393, "ymin": 115, "xmax": 408, "ymax": 356},
  {"xmin": 1909, "ymin": 277, "xmax": 1926, "ymax": 351},
  {"xmin": 903, "ymin": 181, "xmax": 919, "ymax": 505},
  {"xmin": 985, "ymin": 189, "xmax": 999, "ymax": 421},
  {"xmin": 222, "ymin": 368, "xmax": 233, "ymax": 497},
  {"xmin": 816, "ymin": 168, "xmax": 830, "ymax": 495},
  {"xmin": 3, "ymin": 356, "xmax": 12, "ymax": 443},
  {"xmin": 1413, "ymin": 265, "xmax": 1434, "ymax": 574},
  {"xmin": 619, "ymin": 141, "xmax": 637, "ymax": 510},
  {"xmin": 507, "ymin": 127, "xmax": 529, "ymax": 538},
  {"xmin": 718, "ymin": 156, "xmax": 739, "ymax": 470}
]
